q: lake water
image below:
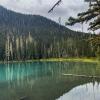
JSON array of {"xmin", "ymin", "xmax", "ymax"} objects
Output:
[{"xmin": 0, "ymin": 61, "xmax": 100, "ymax": 100}]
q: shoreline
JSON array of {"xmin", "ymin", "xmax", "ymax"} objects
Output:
[{"xmin": 0, "ymin": 57, "xmax": 99, "ymax": 64}]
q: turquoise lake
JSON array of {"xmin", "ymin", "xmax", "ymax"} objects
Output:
[{"xmin": 0, "ymin": 61, "xmax": 100, "ymax": 100}]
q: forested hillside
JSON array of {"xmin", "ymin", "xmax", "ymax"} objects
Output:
[{"xmin": 0, "ymin": 6, "xmax": 95, "ymax": 61}]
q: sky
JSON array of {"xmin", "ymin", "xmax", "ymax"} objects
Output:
[{"xmin": 0, "ymin": 0, "xmax": 90, "ymax": 32}]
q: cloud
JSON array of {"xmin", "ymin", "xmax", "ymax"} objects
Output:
[
  {"xmin": 37, "ymin": 0, "xmax": 42, "ymax": 4},
  {"xmin": 0, "ymin": 0, "xmax": 90, "ymax": 32}
]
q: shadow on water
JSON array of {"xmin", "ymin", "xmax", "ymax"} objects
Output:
[{"xmin": 0, "ymin": 62, "xmax": 100, "ymax": 100}]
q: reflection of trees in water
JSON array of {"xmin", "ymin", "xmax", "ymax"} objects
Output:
[
  {"xmin": 1, "ymin": 62, "xmax": 100, "ymax": 86},
  {"xmin": 0, "ymin": 62, "xmax": 100, "ymax": 100},
  {"xmin": 57, "ymin": 82, "xmax": 100, "ymax": 100},
  {"xmin": 96, "ymin": 62, "xmax": 100, "ymax": 76}
]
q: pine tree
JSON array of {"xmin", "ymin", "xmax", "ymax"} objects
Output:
[
  {"xmin": 66, "ymin": 0, "xmax": 100, "ymax": 31},
  {"xmin": 16, "ymin": 37, "xmax": 20, "ymax": 60},
  {"xmin": 5, "ymin": 35, "xmax": 10, "ymax": 61},
  {"xmin": 96, "ymin": 46, "xmax": 100, "ymax": 60}
]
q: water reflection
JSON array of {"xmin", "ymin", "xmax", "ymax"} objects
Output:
[
  {"xmin": 57, "ymin": 82, "xmax": 100, "ymax": 100},
  {"xmin": 0, "ymin": 62, "xmax": 99, "ymax": 100}
]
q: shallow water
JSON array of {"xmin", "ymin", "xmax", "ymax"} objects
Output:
[{"xmin": 0, "ymin": 61, "xmax": 100, "ymax": 100}]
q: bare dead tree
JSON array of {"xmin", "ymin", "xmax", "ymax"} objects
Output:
[{"xmin": 48, "ymin": 0, "xmax": 62, "ymax": 13}]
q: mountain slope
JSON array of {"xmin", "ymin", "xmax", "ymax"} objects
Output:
[
  {"xmin": 0, "ymin": 6, "xmax": 94, "ymax": 60},
  {"xmin": 0, "ymin": 6, "xmax": 87, "ymax": 37}
]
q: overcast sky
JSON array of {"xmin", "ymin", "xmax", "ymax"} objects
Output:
[{"xmin": 0, "ymin": 0, "xmax": 90, "ymax": 32}]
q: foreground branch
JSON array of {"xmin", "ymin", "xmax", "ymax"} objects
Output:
[{"xmin": 48, "ymin": 0, "xmax": 62, "ymax": 13}]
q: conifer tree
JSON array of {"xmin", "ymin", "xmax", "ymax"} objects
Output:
[{"xmin": 66, "ymin": 0, "xmax": 100, "ymax": 31}]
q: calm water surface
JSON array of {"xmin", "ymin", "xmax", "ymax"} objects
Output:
[{"xmin": 0, "ymin": 61, "xmax": 100, "ymax": 100}]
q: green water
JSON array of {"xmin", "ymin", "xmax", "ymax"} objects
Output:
[{"xmin": 0, "ymin": 62, "xmax": 100, "ymax": 100}]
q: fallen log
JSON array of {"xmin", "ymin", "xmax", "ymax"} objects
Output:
[{"xmin": 62, "ymin": 73, "xmax": 100, "ymax": 78}]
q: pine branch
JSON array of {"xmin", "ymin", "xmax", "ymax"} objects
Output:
[
  {"xmin": 48, "ymin": 0, "xmax": 62, "ymax": 13},
  {"xmin": 66, "ymin": 1, "xmax": 100, "ymax": 31}
]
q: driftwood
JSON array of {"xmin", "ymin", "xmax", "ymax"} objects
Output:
[
  {"xmin": 48, "ymin": 0, "xmax": 62, "ymax": 13},
  {"xmin": 62, "ymin": 73, "xmax": 100, "ymax": 78}
]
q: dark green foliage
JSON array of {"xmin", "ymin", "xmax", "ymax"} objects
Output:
[
  {"xmin": 96, "ymin": 46, "xmax": 100, "ymax": 60},
  {"xmin": 0, "ymin": 6, "xmax": 96, "ymax": 61},
  {"xmin": 88, "ymin": 35, "xmax": 100, "ymax": 59}
]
